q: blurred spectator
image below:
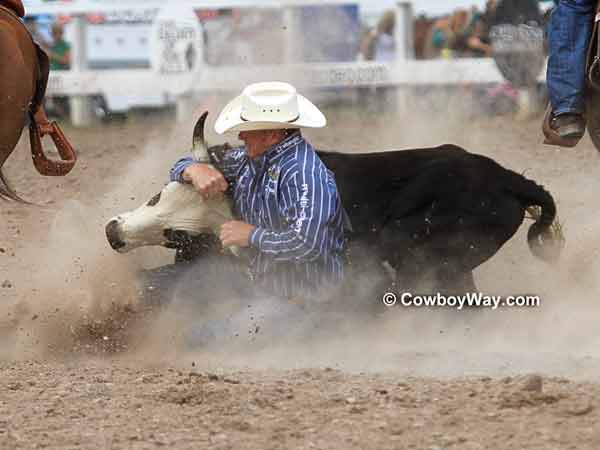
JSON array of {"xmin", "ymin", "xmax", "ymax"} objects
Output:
[
  {"xmin": 374, "ymin": 10, "xmax": 396, "ymax": 61},
  {"xmin": 358, "ymin": 10, "xmax": 397, "ymax": 112},
  {"xmin": 44, "ymin": 22, "xmax": 71, "ymax": 119},
  {"xmin": 421, "ymin": 4, "xmax": 497, "ymax": 59},
  {"xmin": 463, "ymin": 12, "xmax": 493, "ymax": 57},
  {"xmin": 483, "ymin": 0, "xmax": 498, "ymax": 24},
  {"xmin": 360, "ymin": 10, "xmax": 395, "ymax": 62},
  {"xmin": 447, "ymin": 9, "xmax": 471, "ymax": 56},
  {"xmin": 46, "ymin": 22, "xmax": 71, "ymax": 71},
  {"xmin": 491, "ymin": 0, "xmax": 541, "ymax": 26},
  {"xmin": 424, "ymin": 11, "xmax": 463, "ymax": 59},
  {"xmin": 414, "ymin": 14, "xmax": 434, "ymax": 59}
]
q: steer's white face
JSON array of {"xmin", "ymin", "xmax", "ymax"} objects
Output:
[{"xmin": 106, "ymin": 182, "xmax": 233, "ymax": 253}]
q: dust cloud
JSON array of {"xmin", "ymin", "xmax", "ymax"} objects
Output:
[
  {"xmin": 2, "ymin": 4, "xmax": 600, "ymax": 380},
  {"xmin": 0, "ymin": 117, "xmax": 190, "ymax": 360},
  {"xmin": 3, "ymin": 93, "xmax": 600, "ymax": 380}
]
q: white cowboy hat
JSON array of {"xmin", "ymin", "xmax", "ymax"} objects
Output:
[{"xmin": 214, "ymin": 82, "xmax": 326, "ymax": 135}]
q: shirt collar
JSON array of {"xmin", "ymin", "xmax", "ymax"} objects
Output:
[{"xmin": 253, "ymin": 132, "xmax": 304, "ymax": 169}]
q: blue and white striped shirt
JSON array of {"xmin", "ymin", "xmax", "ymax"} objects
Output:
[{"xmin": 170, "ymin": 132, "xmax": 346, "ymax": 298}]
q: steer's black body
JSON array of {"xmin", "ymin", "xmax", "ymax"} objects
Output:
[
  {"xmin": 318, "ymin": 145, "xmax": 555, "ymax": 292},
  {"xmin": 201, "ymin": 143, "xmax": 558, "ymax": 293}
]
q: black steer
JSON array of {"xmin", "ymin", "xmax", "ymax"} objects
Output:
[
  {"xmin": 191, "ymin": 142, "xmax": 561, "ymax": 293},
  {"xmin": 315, "ymin": 145, "xmax": 559, "ymax": 292}
]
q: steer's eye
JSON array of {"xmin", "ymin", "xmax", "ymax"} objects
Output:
[{"xmin": 146, "ymin": 192, "xmax": 162, "ymax": 207}]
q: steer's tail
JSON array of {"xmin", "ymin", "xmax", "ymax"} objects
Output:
[{"xmin": 507, "ymin": 171, "xmax": 564, "ymax": 262}]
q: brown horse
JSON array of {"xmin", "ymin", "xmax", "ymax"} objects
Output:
[{"xmin": 0, "ymin": 0, "xmax": 76, "ymax": 201}]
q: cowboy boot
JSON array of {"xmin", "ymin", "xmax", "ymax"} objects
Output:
[{"xmin": 543, "ymin": 103, "xmax": 586, "ymax": 148}]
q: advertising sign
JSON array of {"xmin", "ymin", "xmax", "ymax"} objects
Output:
[{"xmin": 150, "ymin": 5, "xmax": 204, "ymax": 74}]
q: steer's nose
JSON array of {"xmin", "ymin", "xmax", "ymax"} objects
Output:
[{"xmin": 105, "ymin": 219, "xmax": 126, "ymax": 251}]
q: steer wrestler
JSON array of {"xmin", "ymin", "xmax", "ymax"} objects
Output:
[{"xmin": 169, "ymin": 82, "xmax": 347, "ymax": 305}]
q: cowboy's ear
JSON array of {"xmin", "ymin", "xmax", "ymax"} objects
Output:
[{"xmin": 270, "ymin": 129, "xmax": 287, "ymax": 140}]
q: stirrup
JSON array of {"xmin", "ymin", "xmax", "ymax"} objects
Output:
[
  {"xmin": 29, "ymin": 110, "xmax": 77, "ymax": 176},
  {"xmin": 542, "ymin": 104, "xmax": 581, "ymax": 148}
]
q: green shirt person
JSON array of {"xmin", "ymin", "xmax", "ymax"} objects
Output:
[{"xmin": 47, "ymin": 23, "xmax": 71, "ymax": 71}]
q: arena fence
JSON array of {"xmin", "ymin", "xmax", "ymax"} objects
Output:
[{"xmin": 36, "ymin": 2, "xmax": 544, "ymax": 126}]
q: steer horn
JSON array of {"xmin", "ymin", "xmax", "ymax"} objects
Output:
[
  {"xmin": 191, "ymin": 112, "xmax": 240, "ymax": 259},
  {"xmin": 192, "ymin": 111, "xmax": 210, "ymax": 163}
]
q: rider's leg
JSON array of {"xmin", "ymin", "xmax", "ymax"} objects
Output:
[{"xmin": 547, "ymin": 0, "xmax": 595, "ymax": 140}]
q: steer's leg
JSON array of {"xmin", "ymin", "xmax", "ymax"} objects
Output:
[
  {"xmin": 380, "ymin": 217, "xmax": 504, "ymax": 294},
  {"xmin": 378, "ymin": 215, "xmax": 444, "ymax": 294}
]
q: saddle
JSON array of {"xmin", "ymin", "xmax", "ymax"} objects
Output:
[
  {"xmin": 0, "ymin": 1, "xmax": 76, "ymax": 176},
  {"xmin": 0, "ymin": 0, "xmax": 24, "ymax": 17},
  {"xmin": 587, "ymin": 2, "xmax": 600, "ymax": 90}
]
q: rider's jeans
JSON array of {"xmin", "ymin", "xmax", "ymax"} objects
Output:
[{"xmin": 547, "ymin": 0, "xmax": 595, "ymax": 116}]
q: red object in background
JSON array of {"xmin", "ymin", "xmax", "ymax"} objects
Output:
[
  {"xmin": 56, "ymin": 14, "xmax": 72, "ymax": 25},
  {"xmin": 195, "ymin": 9, "xmax": 218, "ymax": 21},
  {"xmin": 85, "ymin": 13, "xmax": 105, "ymax": 24},
  {"xmin": 195, "ymin": 8, "xmax": 233, "ymax": 22}
]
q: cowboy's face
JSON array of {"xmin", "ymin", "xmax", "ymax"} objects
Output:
[{"xmin": 238, "ymin": 129, "xmax": 285, "ymax": 160}]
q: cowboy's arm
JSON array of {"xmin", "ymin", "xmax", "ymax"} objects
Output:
[
  {"xmin": 170, "ymin": 156, "xmax": 205, "ymax": 183},
  {"xmin": 249, "ymin": 161, "xmax": 337, "ymax": 262},
  {"xmin": 170, "ymin": 147, "xmax": 246, "ymax": 185},
  {"xmin": 170, "ymin": 157, "xmax": 224, "ymax": 198}
]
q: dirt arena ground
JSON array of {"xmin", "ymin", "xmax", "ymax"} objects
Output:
[{"xmin": 3, "ymin": 95, "xmax": 600, "ymax": 449}]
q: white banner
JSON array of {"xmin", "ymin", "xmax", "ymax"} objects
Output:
[{"xmin": 46, "ymin": 59, "xmax": 530, "ymax": 98}]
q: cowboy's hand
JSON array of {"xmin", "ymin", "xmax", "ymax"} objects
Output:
[
  {"xmin": 183, "ymin": 163, "xmax": 228, "ymax": 199},
  {"xmin": 220, "ymin": 221, "xmax": 255, "ymax": 248}
]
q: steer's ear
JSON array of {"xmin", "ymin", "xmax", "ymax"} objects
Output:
[{"xmin": 192, "ymin": 111, "xmax": 210, "ymax": 163}]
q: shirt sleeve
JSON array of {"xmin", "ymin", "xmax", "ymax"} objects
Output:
[
  {"xmin": 249, "ymin": 149, "xmax": 338, "ymax": 262},
  {"xmin": 169, "ymin": 156, "xmax": 196, "ymax": 183},
  {"xmin": 169, "ymin": 147, "xmax": 247, "ymax": 186}
]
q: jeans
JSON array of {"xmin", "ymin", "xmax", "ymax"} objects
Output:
[{"xmin": 547, "ymin": 0, "xmax": 595, "ymax": 115}]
